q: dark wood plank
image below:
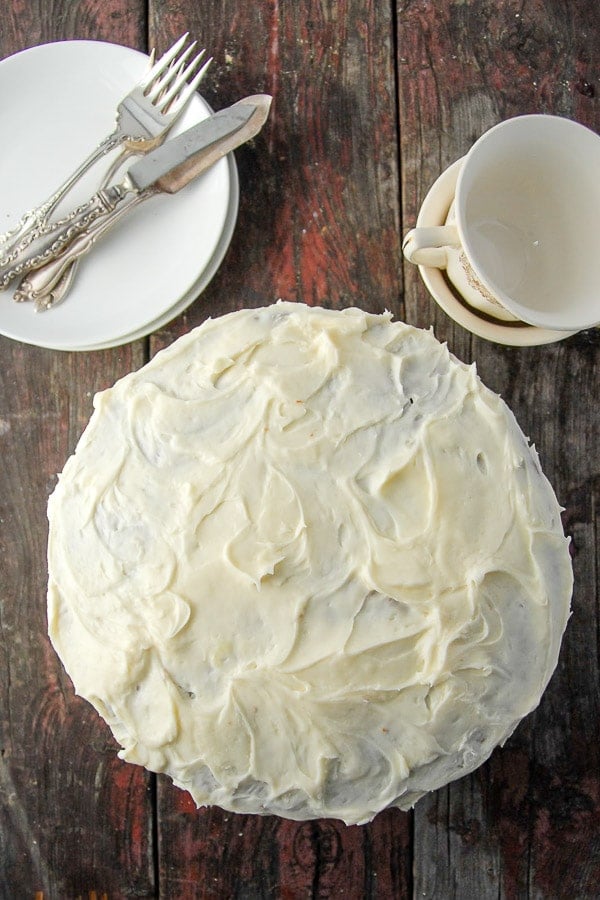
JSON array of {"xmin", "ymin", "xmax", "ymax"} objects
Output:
[
  {"xmin": 0, "ymin": 341, "xmax": 154, "ymax": 899},
  {"xmin": 147, "ymin": 1, "xmax": 412, "ymax": 897},
  {"xmin": 398, "ymin": 1, "xmax": 600, "ymax": 897},
  {"xmin": 0, "ymin": 3, "xmax": 155, "ymax": 897}
]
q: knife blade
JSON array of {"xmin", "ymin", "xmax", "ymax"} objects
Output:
[
  {"xmin": 126, "ymin": 95, "xmax": 269, "ymax": 193},
  {"xmin": 3, "ymin": 94, "xmax": 272, "ymax": 297}
]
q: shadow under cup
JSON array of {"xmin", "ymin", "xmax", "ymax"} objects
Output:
[{"xmin": 456, "ymin": 115, "xmax": 600, "ymax": 331}]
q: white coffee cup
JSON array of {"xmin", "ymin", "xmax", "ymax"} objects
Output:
[{"xmin": 403, "ymin": 115, "xmax": 600, "ymax": 331}]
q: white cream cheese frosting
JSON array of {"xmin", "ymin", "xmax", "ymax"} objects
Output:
[{"xmin": 47, "ymin": 303, "xmax": 572, "ymax": 824}]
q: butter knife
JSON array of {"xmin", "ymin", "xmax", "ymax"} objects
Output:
[{"xmin": 5, "ymin": 94, "xmax": 272, "ymax": 307}]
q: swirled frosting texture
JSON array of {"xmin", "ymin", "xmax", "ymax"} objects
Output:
[{"xmin": 47, "ymin": 303, "xmax": 572, "ymax": 824}]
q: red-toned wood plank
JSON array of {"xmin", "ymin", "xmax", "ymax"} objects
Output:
[
  {"xmin": 148, "ymin": 0, "xmax": 403, "ymax": 328},
  {"xmin": 398, "ymin": 2, "xmax": 600, "ymax": 897},
  {"xmin": 0, "ymin": 4, "xmax": 154, "ymax": 897},
  {"xmin": 156, "ymin": 797, "xmax": 411, "ymax": 899}
]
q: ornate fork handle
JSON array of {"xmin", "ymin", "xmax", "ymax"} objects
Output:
[
  {"xmin": 0, "ymin": 131, "xmax": 126, "ymax": 261},
  {"xmin": 0, "ymin": 176, "xmax": 118, "ymax": 277},
  {"xmin": 0, "ymin": 184, "xmax": 132, "ymax": 290},
  {"xmin": 15, "ymin": 189, "xmax": 153, "ymax": 309}
]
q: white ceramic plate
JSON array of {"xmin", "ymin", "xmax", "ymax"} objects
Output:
[
  {"xmin": 75, "ymin": 157, "xmax": 239, "ymax": 351},
  {"xmin": 415, "ymin": 158, "xmax": 576, "ymax": 347},
  {"xmin": 0, "ymin": 40, "xmax": 238, "ymax": 351}
]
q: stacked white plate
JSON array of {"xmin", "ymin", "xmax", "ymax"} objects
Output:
[{"xmin": 0, "ymin": 41, "xmax": 239, "ymax": 351}]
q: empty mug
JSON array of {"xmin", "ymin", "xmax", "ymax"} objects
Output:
[{"xmin": 403, "ymin": 115, "xmax": 600, "ymax": 332}]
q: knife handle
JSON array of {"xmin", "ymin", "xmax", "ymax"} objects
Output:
[
  {"xmin": 0, "ymin": 186, "xmax": 127, "ymax": 290},
  {"xmin": 15, "ymin": 190, "xmax": 151, "ymax": 309}
]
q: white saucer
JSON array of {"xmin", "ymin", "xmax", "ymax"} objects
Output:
[
  {"xmin": 415, "ymin": 158, "xmax": 577, "ymax": 346},
  {"xmin": 0, "ymin": 41, "xmax": 238, "ymax": 351}
]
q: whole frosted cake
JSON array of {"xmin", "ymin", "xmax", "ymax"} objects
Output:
[{"xmin": 47, "ymin": 303, "xmax": 572, "ymax": 824}]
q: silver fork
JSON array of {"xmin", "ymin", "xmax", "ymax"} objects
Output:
[{"xmin": 0, "ymin": 33, "xmax": 211, "ymax": 265}]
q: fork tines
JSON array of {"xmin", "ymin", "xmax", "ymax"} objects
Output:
[{"xmin": 141, "ymin": 33, "xmax": 212, "ymax": 115}]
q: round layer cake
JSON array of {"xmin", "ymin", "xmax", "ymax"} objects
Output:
[{"xmin": 47, "ymin": 303, "xmax": 572, "ymax": 824}]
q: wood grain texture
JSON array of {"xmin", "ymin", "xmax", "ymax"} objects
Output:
[
  {"xmin": 148, "ymin": 0, "xmax": 403, "ymax": 329},
  {"xmin": 0, "ymin": 339, "xmax": 153, "ymax": 899}
]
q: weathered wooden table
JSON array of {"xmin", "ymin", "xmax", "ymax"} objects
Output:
[{"xmin": 1, "ymin": 2, "xmax": 598, "ymax": 897}]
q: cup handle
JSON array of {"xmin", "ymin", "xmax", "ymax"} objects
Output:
[{"xmin": 402, "ymin": 225, "xmax": 460, "ymax": 268}]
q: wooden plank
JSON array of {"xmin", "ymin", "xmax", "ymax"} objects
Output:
[
  {"xmin": 0, "ymin": 341, "xmax": 154, "ymax": 898},
  {"xmin": 157, "ymin": 796, "xmax": 411, "ymax": 899},
  {"xmin": 0, "ymin": 3, "xmax": 154, "ymax": 897},
  {"xmin": 397, "ymin": 1, "xmax": 600, "ymax": 897},
  {"xmin": 148, "ymin": 1, "xmax": 412, "ymax": 897},
  {"xmin": 148, "ymin": 0, "xmax": 404, "ymax": 328}
]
